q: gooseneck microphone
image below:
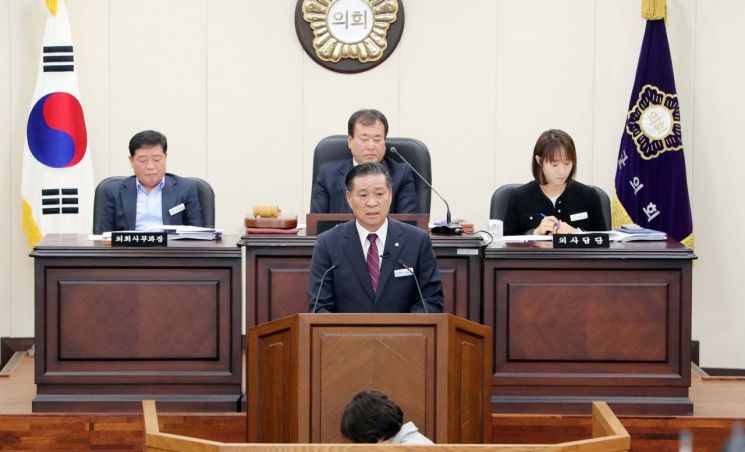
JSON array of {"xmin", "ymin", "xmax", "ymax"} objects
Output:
[
  {"xmin": 397, "ymin": 258, "xmax": 428, "ymax": 314},
  {"xmin": 388, "ymin": 146, "xmax": 462, "ymax": 235},
  {"xmin": 311, "ymin": 262, "xmax": 338, "ymax": 313}
]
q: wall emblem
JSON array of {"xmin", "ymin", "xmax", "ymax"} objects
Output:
[{"xmin": 295, "ymin": 0, "xmax": 405, "ymax": 73}]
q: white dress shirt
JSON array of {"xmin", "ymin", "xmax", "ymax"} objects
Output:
[
  {"xmin": 135, "ymin": 176, "xmax": 165, "ymax": 230},
  {"xmin": 355, "ymin": 219, "xmax": 388, "ymax": 270}
]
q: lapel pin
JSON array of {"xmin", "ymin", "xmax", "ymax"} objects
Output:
[{"xmin": 395, "ymin": 242, "xmax": 399, "ymax": 247}]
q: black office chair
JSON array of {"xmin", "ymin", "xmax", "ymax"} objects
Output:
[
  {"xmin": 188, "ymin": 177, "xmax": 215, "ymax": 229},
  {"xmin": 489, "ymin": 183, "xmax": 612, "ymax": 230},
  {"xmin": 92, "ymin": 175, "xmax": 215, "ymax": 233},
  {"xmin": 488, "ymin": 183, "xmax": 522, "ymax": 222},
  {"xmin": 311, "ymin": 135, "xmax": 432, "ymax": 214}
]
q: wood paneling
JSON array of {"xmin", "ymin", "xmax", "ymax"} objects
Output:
[
  {"xmin": 255, "ymin": 327, "xmax": 293, "ymax": 443},
  {"xmin": 1, "ymin": 407, "xmax": 743, "ymax": 451},
  {"xmin": 242, "ymin": 234, "xmax": 483, "ymax": 327},
  {"xmin": 248, "ymin": 314, "xmax": 492, "ymax": 445},
  {"xmin": 31, "ymin": 234, "xmax": 243, "ymax": 413},
  {"xmin": 483, "ymin": 240, "xmax": 696, "ymax": 415},
  {"xmin": 448, "ymin": 326, "xmax": 491, "ymax": 443},
  {"xmin": 3, "ymin": 358, "xmax": 745, "ymax": 450},
  {"xmin": 314, "ymin": 327, "xmax": 431, "ymax": 443},
  {"xmin": 57, "ymin": 276, "xmax": 220, "ymax": 360},
  {"xmin": 504, "ymin": 271, "xmax": 671, "ymax": 362}
]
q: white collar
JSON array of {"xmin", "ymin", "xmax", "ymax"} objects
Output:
[
  {"xmin": 135, "ymin": 175, "xmax": 166, "ymax": 192},
  {"xmin": 355, "ymin": 218, "xmax": 388, "ymax": 248},
  {"xmin": 390, "ymin": 422, "xmax": 432, "ymax": 445}
]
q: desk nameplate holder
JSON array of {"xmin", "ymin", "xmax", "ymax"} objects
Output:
[
  {"xmin": 553, "ymin": 233, "xmax": 610, "ymax": 249},
  {"xmin": 111, "ymin": 232, "xmax": 168, "ymax": 248}
]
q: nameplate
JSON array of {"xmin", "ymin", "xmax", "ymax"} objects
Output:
[
  {"xmin": 111, "ymin": 232, "xmax": 168, "ymax": 247},
  {"xmin": 553, "ymin": 233, "xmax": 609, "ymax": 249}
]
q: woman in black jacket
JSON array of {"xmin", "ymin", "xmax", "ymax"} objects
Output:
[{"xmin": 503, "ymin": 129, "xmax": 606, "ymax": 236}]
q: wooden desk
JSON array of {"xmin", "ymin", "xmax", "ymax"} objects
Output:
[
  {"xmin": 240, "ymin": 233, "xmax": 484, "ymax": 328},
  {"xmin": 31, "ymin": 234, "xmax": 242, "ymax": 412},
  {"xmin": 483, "ymin": 239, "xmax": 696, "ymax": 415}
]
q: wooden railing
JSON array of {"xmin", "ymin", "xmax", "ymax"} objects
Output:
[{"xmin": 142, "ymin": 401, "xmax": 630, "ymax": 451}]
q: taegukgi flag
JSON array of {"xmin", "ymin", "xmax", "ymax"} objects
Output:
[
  {"xmin": 612, "ymin": 0, "xmax": 693, "ymax": 247},
  {"xmin": 21, "ymin": 0, "xmax": 94, "ymax": 248}
]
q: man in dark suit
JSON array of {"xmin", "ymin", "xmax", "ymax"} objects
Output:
[
  {"xmin": 94, "ymin": 130, "xmax": 203, "ymax": 232},
  {"xmin": 308, "ymin": 162, "xmax": 443, "ymax": 313},
  {"xmin": 310, "ymin": 109, "xmax": 418, "ymax": 214}
]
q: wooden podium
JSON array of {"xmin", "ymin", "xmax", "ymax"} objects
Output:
[{"xmin": 247, "ymin": 313, "xmax": 492, "ymax": 444}]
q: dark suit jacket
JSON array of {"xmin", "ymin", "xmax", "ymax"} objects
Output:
[
  {"xmin": 94, "ymin": 173, "xmax": 204, "ymax": 232},
  {"xmin": 310, "ymin": 157, "xmax": 418, "ymax": 214},
  {"xmin": 307, "ymin": 219, "xmax": 444, "ymax": 313},
  {"xmin": 503, "ymin": 180, "xmax": 606, "ymax": 235}
]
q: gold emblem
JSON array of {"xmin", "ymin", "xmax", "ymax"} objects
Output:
[
  {"xmin": 625, "ymin": 84, "xmax": 683, "ymax": 160},
  {"xmin": 302, "ymin": 0, "xmax": 399, "ymax": 63}
]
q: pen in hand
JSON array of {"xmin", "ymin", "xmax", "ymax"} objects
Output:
[{"xmin": 540, "ymin": 213, "xmax": 560, "ymax": 233}]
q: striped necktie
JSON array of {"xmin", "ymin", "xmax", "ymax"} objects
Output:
[{"xmin": 366, "ymin": 233, "xmax": 380, "ymax": 293}]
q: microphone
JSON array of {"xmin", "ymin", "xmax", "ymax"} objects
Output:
[
  {"xmin": 397, "ymin": 258, "xmax": 428, "ymax": 314},
  {"xmin": 311, "ymin": 262, "xmax": 338, "ymax": 313},
  {"xmin": 389, "ymin": 146, "xmax": 462, "ymax": 235}
]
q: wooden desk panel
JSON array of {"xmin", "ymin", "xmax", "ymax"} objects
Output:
[
  {"xmin": 32, "ymin": 234, "xmax": 242, "ymax": 413},
  {"xmin": 56, "ymin": 270, "xmax": 222, "ymax": 360},
  {"xmin": 241, "ymin": 234, "xmax": 484, "ymax": 328},
  {"xmin": 483, "ymin": 240, "xmax": 695, "ymax": 415}
]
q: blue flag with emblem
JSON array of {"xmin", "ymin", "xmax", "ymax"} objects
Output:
[{"xmin": 612, "ymin": 0, "xmax": 693, "ymax": 247}]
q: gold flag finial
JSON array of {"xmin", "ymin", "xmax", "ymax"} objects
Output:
[
  {"xmin": 642, "ymin": 0, "xmax": 667, "ymax": 20},
  {"xmin": 45, "ymin": 0, "xmax": 58, "ymax": 16}
]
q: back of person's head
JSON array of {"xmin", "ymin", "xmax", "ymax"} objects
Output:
[
  {"xmin": 347, "ymin": 109, "xmax": 389, "ymax": 137},
  {"xmin": 531, "ymin": 128, "xmax": 577, "ymax": 184},
  {"xmin": 341, "ymin": 389, "xmax": 403, "ymax": 443},
  {"xmin": 345, "ymin": 162, "xmax": 393, "ymax": 192},
  {"xmin": 129, "ymin": 130, "xmax": 168, "ymax": 156}
]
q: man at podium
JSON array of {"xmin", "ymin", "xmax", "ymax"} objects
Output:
[{"xmin": 307, "ymin": 162, "xmax": 443, "ymax": 313}]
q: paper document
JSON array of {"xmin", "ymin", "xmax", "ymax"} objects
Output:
[
  {"xmin": 606, "ymin": 229, "xmax": 667, "ymax": 242},
  {"xmin": 500, "ymin": 235, "xmax": 554, "ymax": 243},
  {"xmin": 145, "ymin": 225, "xmax": 219, "ymax": 233}
]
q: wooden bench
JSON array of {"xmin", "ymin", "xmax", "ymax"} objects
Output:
[{"xmin": 143, "ymin": 400, "xmax": 630, "ymax": 451}]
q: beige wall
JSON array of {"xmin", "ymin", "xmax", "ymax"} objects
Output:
[
  {"xmin": 691, "ymin": 0, "xmax": 745, "ymax": 368},
  {"xmin": 1, "ymin": 0, "xmax": 743, "ymax": 368},
  {"xmin": 1, "ymin": 0, "xmax": 10, "ymax": 339}
]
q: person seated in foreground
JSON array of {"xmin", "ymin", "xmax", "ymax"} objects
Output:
[{"xmin": 341, "ymin": 389, "xmax": 433, "ymax": 445}]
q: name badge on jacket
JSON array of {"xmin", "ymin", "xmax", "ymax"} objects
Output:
[
  {"xmin": 394, "ymin": 268, "xmax": 414, "ymax": 278},
  {"xmin": 169, "ymin": 203, "xmax": 185, "ymax": 216},
  {"xmin": 570, "ymin": 211, "xmax": 588, "ymax": 222}
]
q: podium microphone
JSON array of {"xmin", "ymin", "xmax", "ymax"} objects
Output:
[
  {"xmin": 389, "ymin": 146, "xmax": 462, "ymax": 235},
  {"xmin": 397, "ymin": 258, "xmax": 428, "ymax": 314},
  {"xmin": 311, "ymin": 262, "xmax": 338, "ymax": 313}
]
